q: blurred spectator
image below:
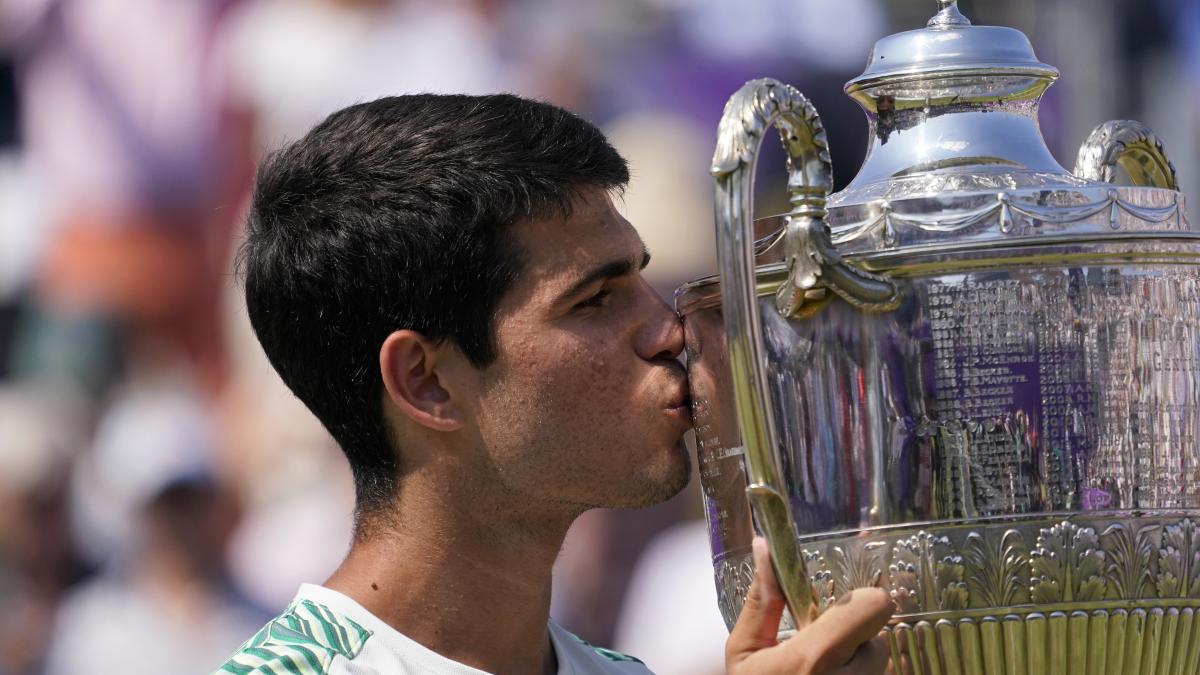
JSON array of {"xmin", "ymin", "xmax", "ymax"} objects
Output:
[
  {"xmin": 657, "ymin": 0, "xmax": 884, "ymax": 70},
  {"xmin": 2, "ymin": 0, "xmax": 254, "ymax": 395},
  {"xmin": 218, "ymin": 0, "xmax": 517, "ymax": 151},
  {"xmin": 0, "ymin": 383, "xmax": 87, "ymax": 674},
  {"xmin": 215, "ymin": 346, "xmax": 355, "ymax": 611},
  {"xmin": 67, "ymin": 374, "xmax": 215, "ymax": 563},
  {"xmin": 45, "ymin": 379, "xmax": 262, "ymax": 675},
  {"xmin": 608, "ymin": 111, "xmax": 716, "ymax": 290}
]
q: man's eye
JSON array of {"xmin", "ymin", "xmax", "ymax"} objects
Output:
[{"xmin": 576, "ymin": 289, "xmax": 611, "ymax": 309}]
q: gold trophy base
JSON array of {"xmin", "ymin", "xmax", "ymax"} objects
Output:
[{"xmin": 888, "ymin": 603, "xmax": 1200, "ymax": 675}]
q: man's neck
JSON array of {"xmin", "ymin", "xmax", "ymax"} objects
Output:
[{"xmin": 324, "ymin": 475, "xmax": 577, "ymax": 675}]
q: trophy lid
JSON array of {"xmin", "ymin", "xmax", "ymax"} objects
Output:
[
  {"xmin": 814, "ymin": 0, "xmax": 1189, "ymax": 260},
  {"xmin": 846, "ymin": 0, "xmax": 1057, "ymax": 93}
]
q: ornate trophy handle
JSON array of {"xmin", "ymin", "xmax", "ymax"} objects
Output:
[
  {"xmin": 712, "ymin": 78, "xmax": 902, "ymax": 629},
  {"xmin": 714, "ymin": 80, "xmax": 899, "ymax": 319},
  {"xmin": 711, "ymin": 77, "xmax": 818, "ymax": 629},
  {"xmin": 1073, "ymin": 120, "xmax": 1179, "ymax": 189}
]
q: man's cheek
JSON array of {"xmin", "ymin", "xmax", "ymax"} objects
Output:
[{"xmin": 585, "ymin": 351, "xmax": 612, "ymax": 380}]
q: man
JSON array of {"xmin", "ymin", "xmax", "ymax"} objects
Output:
[{"xmin": 216, "ymin": 94, "xmax": 893, "ymax": 674}]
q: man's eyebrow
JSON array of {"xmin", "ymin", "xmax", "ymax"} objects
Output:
[{"xmin": 560, "ymin": 244, "xmax": 651, "ymax": 302}]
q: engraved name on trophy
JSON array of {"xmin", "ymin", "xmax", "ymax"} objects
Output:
[{"xmin": 678, "ymin": 1, "xmax": 1200, "ymax": 672}]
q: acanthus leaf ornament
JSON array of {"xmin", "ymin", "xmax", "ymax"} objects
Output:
[
  {"xmin": 829, "ymin": 540, "xmax": 886, "ymax": 597},
  {"xmin": 1157, "ymin": 518, "xmax": 1200, "ymax": 599},
  {"xmin": 714, "ymin": 552, "xmax": 756, "ymax": 629},
  {"xmin": 1102, "ymin": 522, "xmax": 1159, "ymax": 601},
  {"xmin": 804, "ymin": 549, "xmax": 836, "ymax": 612},
  {"xmin": 780, "ymin": 516, "xmax": 1200, "ymax": 614},
  {"xmin": 889, "ymin": 531, "xmax": 968, "ymax": 613},
  {"xmin": 963, "ymin": 529, "xmax": 1030, "ymax": 608},
  {"xmin": 1030, "ymin": 521, "xmax": 1107, "ymax": 604}
]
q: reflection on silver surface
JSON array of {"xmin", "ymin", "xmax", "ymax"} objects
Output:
[
  {"xmin": 771, "ymin": 262, "xmax": 1200, "ymax": 527},
  {"xmin": 682, "ymin": 248, "xmax": 1200, "ymax": 627}
]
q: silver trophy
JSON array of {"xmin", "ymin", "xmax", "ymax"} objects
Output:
[{"xmin": 678, "ymin": 1, "xmax": 1199, "ymax": 672}]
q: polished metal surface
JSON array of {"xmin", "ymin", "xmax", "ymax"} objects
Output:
[
  {"xmin": 1075, "ymin": 120, "xmax": 1180, "ymax": 190},
  {"xmin": 927, "ymin": 0, "xmax": 970, "ymax": 29},
  {"xmin": 683, "ymin": 1, "xmax": 1199, "ymax": 672},
  {"xmin": 710, "ymin": 77, "xmax": 821, "ymax": 626},
  {"xmin": 848, "ymin": 3, "xmax": 1054, "ymax": 88}
]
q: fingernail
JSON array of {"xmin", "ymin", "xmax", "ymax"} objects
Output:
[
  {"xmin": 749, "ymin": 537, "xmax": 768, "ymax": 601},
  {"xmin": 752, "ymin": 536, "xmax": 768, "ymax": 566}
]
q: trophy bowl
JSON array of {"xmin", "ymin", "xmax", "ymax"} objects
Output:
[{"xmin": 679, "ymin": 2, "xmax": 1200, "ymax": 673}]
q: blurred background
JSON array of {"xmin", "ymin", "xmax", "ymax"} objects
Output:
[{"xmin": 0, "ymin": 0, "xmax": 1197, "ymax": 673}]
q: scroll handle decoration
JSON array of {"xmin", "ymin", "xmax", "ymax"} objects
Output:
[
  {"xmin": 711, "ymin": 78, "xmax": 899, "ymax": 629},
  {"xmin": 1073, "ymin": 120, "xmax": 1179, "ymax": 190}
]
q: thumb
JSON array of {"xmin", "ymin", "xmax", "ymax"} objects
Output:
[{"xmin": 725, "ymin": 537, "xmax": 786, "ymax": 662}]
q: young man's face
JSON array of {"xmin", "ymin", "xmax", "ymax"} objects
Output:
[{"xmin": 468, "ymin": 187, "xmax": 692, "ymax": 513}]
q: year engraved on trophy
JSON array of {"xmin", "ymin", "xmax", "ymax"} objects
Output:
[
  {"xmin": 1031, "ymin": 273, "xmax": 1097, "ymax": 508},
  {"xmin": 922, "ymin": 270, "xmax": 1200, "ymax": 515},
  {"xmin": 926, "ymin": 279, "xmax": 1041, "ymax": 516}
]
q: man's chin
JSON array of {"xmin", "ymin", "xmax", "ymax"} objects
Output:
[{"xmin": 610, "ymin": 442, "xmax": 692, "ymax": 509}]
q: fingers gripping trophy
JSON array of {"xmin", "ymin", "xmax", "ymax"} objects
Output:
[{"xmin": 679, "ymin": 1, "xmax": 1200, "ymax": 673}]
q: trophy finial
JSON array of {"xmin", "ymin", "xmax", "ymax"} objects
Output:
[{"xmin": 928, "ymin": 0, "xmax": 971, "ymax": 28}]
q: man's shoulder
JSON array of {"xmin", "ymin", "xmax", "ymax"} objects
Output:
[{"xmin": 212, "ymin": 598, "xmax": 373, "ymax": 675}]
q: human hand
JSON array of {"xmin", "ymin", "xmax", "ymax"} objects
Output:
[{"xmin": 725, "ymin": 537, "xmax": 896, "ymax": 675}]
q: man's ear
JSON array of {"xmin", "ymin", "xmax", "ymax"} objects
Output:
[{"xmin": 379, "ymin": 330, "xmax": 465, "ymax": 432}]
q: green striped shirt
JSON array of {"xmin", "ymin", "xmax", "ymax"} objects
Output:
[{"xmin": 213, "ymin": 584, "xmax": 652, "ymax": 674}]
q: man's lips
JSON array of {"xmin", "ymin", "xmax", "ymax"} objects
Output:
[
  {"xmin": 661, "ymin": 362, "xmax": 692, "ymax": 422},
  {"xmin": 665, "ymin": 384, "xmax": 693, "ymax": 423}
]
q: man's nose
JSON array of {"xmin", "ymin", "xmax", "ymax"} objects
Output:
[{"xmin": 638, "ymin": 282, "xmax": 685, "ymax": 362}]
